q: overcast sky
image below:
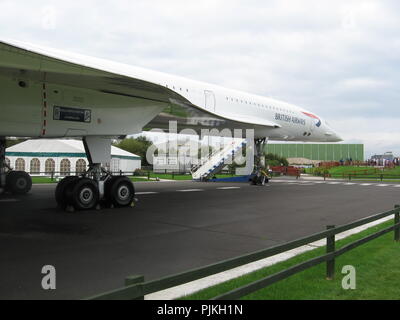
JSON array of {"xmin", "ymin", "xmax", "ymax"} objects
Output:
[{"xmin": 1, "ymin": 0, "xmax": 399, "ymax": 158}]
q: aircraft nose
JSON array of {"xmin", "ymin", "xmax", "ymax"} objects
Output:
[
  {"xmin": 324, "ymin": 130, "xmax": 343, "ymax": 142},
  {"xmin": 331, "ymin": 131, "xmax": 343, "ymax": 142},
  {"xmin": 334, "ymin": 134, "xmax": 343, "ymax": 142}
]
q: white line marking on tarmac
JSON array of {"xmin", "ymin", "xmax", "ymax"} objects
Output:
[
  {"xmin": 343, "ymin": 183, "xmax": 356, "ymax": 185},
  {"xmin": 177, "ymin": 189, "xmax": 204, "ymax": 192},
  {"xmin": 376, "ymin": 184, "xmax": 390, "ymax": 187},
  {"xmin": 360, "ymin": 183, "xmax": 372, "ymax": 186},
  {"xmin": 217, "ymin": 187, "xmax": 241, "ymax": 190},
  {"xmin": 287, "ymin": 183, "xmax": 314, "ymax": 185},
  {"xmin": 393, "ymin": 185, "xmax": 400, "ymax": 187},
  {"xmin": 327, "ymin": 182, "xmax": 341, "ymax": 184},
  {"xmin": 135, "ymin": 192, "xmax": 159, "ymax": 195}
]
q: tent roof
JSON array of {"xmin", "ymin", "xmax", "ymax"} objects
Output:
[{"xmin": 6, "ymin": 139, "xmax": 141, "ymax": 160}]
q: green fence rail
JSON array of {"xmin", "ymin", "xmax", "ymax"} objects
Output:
[
  {"xmin": 341, "ymin": 173, "xmax": 400, "ymax": 181},
  {"xmin": 85, "ymin": 206, "xmax": 400, "ymax": 300},
  {"xmin": 317, "ymin": 173, "xmax": 400, "ymax": 181}
]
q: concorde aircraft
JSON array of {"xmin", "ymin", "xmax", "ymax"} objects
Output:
[{"xmin": 0, "ymin": 39, "xmax": 341, "ymax": 210}]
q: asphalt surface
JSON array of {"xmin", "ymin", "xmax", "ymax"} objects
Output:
[{"xmin": 0, "ymin": 177, "xmax": 399, "ymax": 300}]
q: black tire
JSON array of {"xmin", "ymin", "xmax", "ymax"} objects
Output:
[
  {"xmin": 55, "ymin": 176, "xmax": 79, "ymax": 208},
  {"xmin": 106, "ymin": 176, "xmax": 135, "ymax": 207},
  {"xmin": 70, "ymin": 178, "xmax": 99, "ymax": 210},
  {"xmin": 6, "ymin": 171, "xmax": 32, "ymax": 194}
]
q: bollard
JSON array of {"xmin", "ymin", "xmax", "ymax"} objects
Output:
[
  {"xmin": 326, "ymin": 225, "xmax": 336, "ymax": 280},
  {"xmin": 125, "ymin": 275, "xmax": 145, "ymax": 300},
  {"xmin": 395, "ymin": 205, "xmax": 400, "ymax": 242}
]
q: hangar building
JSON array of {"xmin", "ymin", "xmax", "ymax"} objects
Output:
[
  {"xmin": 265, "ymin": 144, "xmax": 364, "ymax": 162},
  {"xmin": 5, "ymin": 139, "xmax": 141, "ymax": 176}
]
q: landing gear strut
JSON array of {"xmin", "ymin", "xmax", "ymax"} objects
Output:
[
  {"xmin": 55, "ymin": 137, "xmax": 135, "ymax": 211},
  {"xmin": 0, "ymin": 137, "xmax": 32, "ymax": 195},
  {"xmin": 250, "ymin": 137, "xmax": 270, "ymax": 186}
]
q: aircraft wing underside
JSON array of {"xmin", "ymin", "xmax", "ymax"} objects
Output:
[{"xmin": 0, "ymin": 39, "xmax": 280, "ymax": 135}]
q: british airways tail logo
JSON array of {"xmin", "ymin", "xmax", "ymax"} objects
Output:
[{"xmin": 302, "ymin": 112, "xmax": 322, "ymax": 127}]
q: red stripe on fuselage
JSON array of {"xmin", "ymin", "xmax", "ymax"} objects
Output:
[{"xmin": 302, "ymin": 111, "xmax": 319, "ymax": 120}]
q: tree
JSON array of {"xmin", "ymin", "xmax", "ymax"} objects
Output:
[
  {"xmin": 114, "ymin": 136, "xmax": 154, "ymax": 166},
  {"xmin": 264, "ymin": 153, "xmax": 289, "ymax": 167}
]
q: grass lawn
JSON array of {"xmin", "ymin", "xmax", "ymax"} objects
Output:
[
  {"xmin": 31, "ymin": 176, "xmax": 161, "ymax": 183},
  {"xmin": 31, "ymin": 177, "xmax": 58, "ymax": 184},
  {"xmin": 181, "ymin": 220, "xmax": 400, "ymax": 300},
  {"xmin": 145, "ymin": 173, "xmax": 238, "ymax": 181},
  {"xmin": 31, "ymin": 173, "xmax": 244, "ymax": 184},
  {"xmin": 149, "ymin": 173, "xmax": 193, "ymax": 180},
  {"xmin": 305, "ymin": 166, "xmax": 400, "ymax": 181}
]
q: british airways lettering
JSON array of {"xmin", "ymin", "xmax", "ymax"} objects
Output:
[{"xmin": 275, "ymin": 113, "xmax": 306, "ymax": 126}]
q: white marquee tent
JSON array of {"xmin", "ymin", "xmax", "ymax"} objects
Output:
[{"xmin": 5, "ymin": 139, "xmax": 141, "ymax": 176}]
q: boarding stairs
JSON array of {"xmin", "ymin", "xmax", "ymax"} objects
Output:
[{"xmin": 191, "ymin": 139, "xmax": 246, "ymax": 181}]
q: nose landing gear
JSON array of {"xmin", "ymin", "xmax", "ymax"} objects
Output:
[{"xmin": 250, "ymin": 137, "xmax": 270, "ymax": 186}]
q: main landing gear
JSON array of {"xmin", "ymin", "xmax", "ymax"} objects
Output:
[
  {"xmin": 55, "ymin": 169, "xmax": 135, "ymax": 211},
  {"xmin": 55, "ymin": 137, "xmax": 135, "ymax": 211},
  {"xmin": 0, "ymin": 138, "xmax": 32, "ymax": 195}
]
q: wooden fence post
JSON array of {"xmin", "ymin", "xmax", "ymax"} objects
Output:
[
  {"xmin": 125, "ymin": 275, "xmax": 145, "ymax": 300},
  {"xmin": 326, "ymin": 225, "xmax": 336, "ymax": 280},
  {"xmin": 394, "ymin": 205, "xmax": 400, "ymax": 242}
]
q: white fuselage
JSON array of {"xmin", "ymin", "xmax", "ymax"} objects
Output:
[{"xmin": 0, "ymin": 39, "xmax": 341, "ymax": 142}]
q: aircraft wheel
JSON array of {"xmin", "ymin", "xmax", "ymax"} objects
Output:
[
  {"xmin": 55, "ymin": 176, "xmax": 79, "ymax": 208},
  {"xmin": 69, "ymin": 178, "xmax": 99, "ymax": 210},
  {"xmin": 106, "ymin": 176, "xmax": 135, "ymax": 207},
  {"xmin": 6, "ymin": 171, "xmax": 32, "ymax": 194}
]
